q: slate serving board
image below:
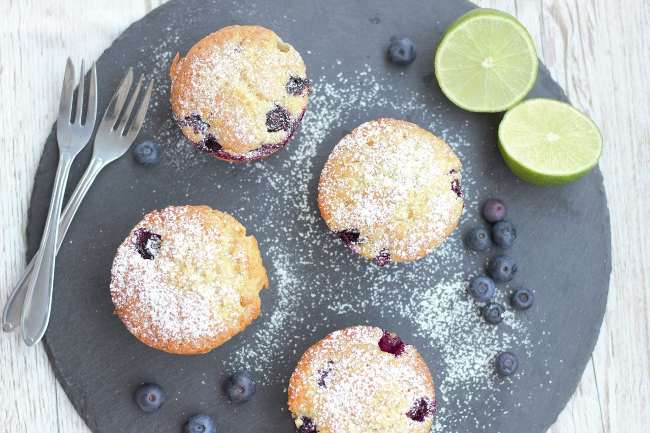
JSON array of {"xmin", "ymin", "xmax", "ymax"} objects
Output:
[{"xmin": 26, "ymin": 0, "xmax": 611, "ymax": 432}]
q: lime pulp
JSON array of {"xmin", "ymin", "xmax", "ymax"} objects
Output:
[
  {"xmin": 498, "ymin": 99, "xmax": 603, "ymax": 185},
  {"xmin": 435, "ymin": 8, "xmax": 539, "ymax": 113}
]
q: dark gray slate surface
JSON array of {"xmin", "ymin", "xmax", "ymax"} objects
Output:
[{"xmin": 26, "ymin": 1, "xmax": 611, "ymax": 432}]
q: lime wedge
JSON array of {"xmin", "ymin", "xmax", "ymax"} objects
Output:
[
  {"xmin": 498, "ymin": 99, "xmax": 603, "ymax": 185},
  {"xmin": 435, "ymin": 8, "xmax": 539, "ymax": 112}
]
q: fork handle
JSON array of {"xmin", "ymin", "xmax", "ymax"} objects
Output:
[
  {"xmin": 57, "ymin": 157, "xmax": 104, "ymax": 250},
  {"xmin": 20, "ymin": 152, "xmax": 74, "ymax": 346},
  {"xmin": 2, "ymin": 157, "xmax": 104, "ymax": 332}
]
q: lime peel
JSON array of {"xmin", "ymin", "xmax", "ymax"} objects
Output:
[{"xmin": 498, "ymin": 98, "xmax": 603, "ymax": 185}]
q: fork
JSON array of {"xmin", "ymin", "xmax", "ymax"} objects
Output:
[
  {"xmin": 3, "ymin": 65, "xmax": 153, "ymax": 344},
  {"xmin": 16, "ymin": 58, "xmax": 98, "ymax": 346}
]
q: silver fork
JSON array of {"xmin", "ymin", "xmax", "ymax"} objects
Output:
[
  {"xmin": 3, "ymin": 66, "xmax": 153, "ymax": 343},
  {"xmin": 16, "ymin": 58, "xmax": 97, "ymax": 346}
]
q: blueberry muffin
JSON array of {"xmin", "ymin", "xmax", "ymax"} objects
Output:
[
  {"xmin": 288, "ymin": 326, "xmax": 436, "ymax": 433},
  {"xmin": 170, "ymin": 25, "xmax": 310, "ymax": 162},
  {"xmin": 317, "ymin": 118, "xmax": 463, "ymax": 266},
  {"xmin": 110, "ymin": 205, "xmax": 269, "ymax": 355}
]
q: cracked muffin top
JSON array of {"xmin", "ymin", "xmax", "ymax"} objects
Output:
[
  {"xmin": 318, "ymin": 118, "xmax": 464, "ymax": 266},
  {"xmin": 110, "ymin": 205, "xmax": 268, "ymax": 355},
  {"xmin": 288, "ymin": 326, "xmax": 436, "ymax": 433},
  {"xmin": 170, "ymin": 25, "xmax": 310, "ymax": 161}
]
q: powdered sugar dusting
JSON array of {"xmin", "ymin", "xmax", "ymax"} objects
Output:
[
  {"xmin": 288, "ymin": 326, "xmax": 435, "ymax": 433},
  {"xmin": 318, "ymin": 118, "xmax": 463, "ymax": 262},
  {"xmin": 140, "ymin": 34, "xmax": 534, "ymax": 425},
  {"xmin": 109, "ymin": 206, "xmax": 267, "ymax": 353},
  {"xmin": 169, "ymin": 25, "xmax": 309, "ymax": 155},
  {"xmin": 185, "ymin": 66, "xmax": 534, "ymax": 431}
]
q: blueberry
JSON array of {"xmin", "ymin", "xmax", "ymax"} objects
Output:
[
  {"xmin": 510, "ymin": 288, "xmax": 534, "ymax": 310},
  {"xmin": 482, "ymin": 198, "xmax": 507, "ymax": 223},
  {"xmin": 492, "ymin": 221, "xmax": 517, "ymax": 249},
  {"xmin": 374, "ymin": 249, "xmax": 391, "ymax": 267},
  {"xmin": 286, "ymin": 76, "xmax": 311, "ymax": 95},
  {"xmin": 184, "ymin": 414, "xmax": 216, "ymax": 433},
  {"xmin": 464, "ymin": 226, "xmax": 490, "ymax": 251},
  {"xmin": 495, "ymin": 352, "xmax": 519, "ymax": 377},
  {"xmin": 203, "ymin": 134, "xmax": 223, "ymax": 152},
  {"xmin": 223, "ymin": 371, "xmax": 256, "ymax": 403},
  {"xmin": 482, "ymin": 302, "xmax": 505, "ymax": 324},
  {"xmin": 338, "ymin": 229, "xmax": 361, "ymax": 246},
  {"xmin": 180, "ymin": 113, "xmax": 210, "ymax": 134},
  {"xmin": 133, "ymin": 228, "xmax": 161, "ymax": 260},
  {"xmin": 387, "ymin": 36, "xmax": 416, "ymax": 65},
  {"xmin": 296, "ymin": 417, "xmax": 318, "ymax": 433},
  {"xmin": 378, "ymin": 330, "xmax": 405, "ymax": 356},
  {"xmin": 134, "ymin": 383, "xmax": 166, "ymax": 413},
  {"xmin": 451, "ymin": 178, "xmax": 463, "ymax": 197},
  {"xmin": 133, "ymin": 140, "xmax": 161, "ymax": 166},
  {"xmin": 487, "ymin": 255, "xmax": 517, "ymax": 282},
  {"xmin": 405, "ymin": 397, "xmax": 435, "ymax": 422},
  {"xmin": 468, "ymin": 276, "xmax": 496, "ymax": 302},
  {"xmin": 317, "ymin": 360, "xmax": 334, "ymax": 387},
  {"xmin": 266, "ymin": 105, "xmax": 291, "ymax": 132}
]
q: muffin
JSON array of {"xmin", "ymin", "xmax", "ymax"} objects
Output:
[
  {"xmin": 317, "ymin": 118, "xmax": 463, "ymax": 266},
  {"xmin": 170, "ymin": 25, "xmax": 310, "ymax": 162},
  {"xmin": 288, "ymin": 326, "xmax": 436, "ymax": 433},
  {"xmin": 109, "ymin": 205, "xmax": 268, "ymax": 355}
]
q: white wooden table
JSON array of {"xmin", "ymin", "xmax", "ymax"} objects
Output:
[{"xmin": 1, "ymin": 1, "xmax": 648, "ymax": 432}]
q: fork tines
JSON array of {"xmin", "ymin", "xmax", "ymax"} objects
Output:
[{"xmin": 99, "ymin": 67, "xmax": 154, "ymax": 141}]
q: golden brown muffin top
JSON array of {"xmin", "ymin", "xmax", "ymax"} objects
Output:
[
  {"xmin": 288, "ymin": 326, "xmax": 436, "ymax": 433},
  {"xmin": 170, "ymin": 25, "xmax": 309, "ymax": 157},
  {"xmin": 110, "ymin": 205, "xmax": 268, "ymax": 354},
  {"xmin": 318, "ymin": 118, "xmax": 463, "ymax": 264}
]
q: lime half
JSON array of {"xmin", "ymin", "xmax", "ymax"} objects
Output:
[
  {"xmin": 498, "ymin": 99, "xmax": 603, "ymax": 185},
  {"xmin": 435, "ymin": 8, "xmax": 539, "ymax": 112}
]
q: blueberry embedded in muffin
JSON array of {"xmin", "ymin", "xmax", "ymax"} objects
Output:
[
  {"xmin": 378, "ymin": 330, "xmax": 405, "ymax": 356},
  {"xmin": 374, "ymin": 249, "xmax": 391, "ymax": 267},
  {"xmin": 288, "ymin": 326, "xmax": 436, "ymax": 433},
  {"xmin": 406, "ymin": 397, "xmax": 436, "ymax": 422},
  {"xmin": 286, "ymin": 76, "xmax": 312, "ymax": 96},
  {"xmin": 295, "ymin": 416, "xmax": 318, "ymax": 433},
  {"xmin": 132, "ymin": 228, "xmax": 161, "ymax": 260},
  {"xmin": 316, "ymin": 360, "xmax": 334, "ymax": 388},
  {"xmin": 266, "ymin": 105, "xmax": 292, "ymax": 133},
  {"xmin": 337, "ymin": 229, "xmax": 363, "ymax": 249},
  {"xmin": 169, "ymin": 25, "xmax": 310, "ymax": 162},
  {"xmin": 318, "ymin": 118, "xmax": 464, "ymax": 265}
]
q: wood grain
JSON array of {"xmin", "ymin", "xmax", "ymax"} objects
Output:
[{"xmin": 1, "ymin": 1, "xmax": 648, "ymax": 432}]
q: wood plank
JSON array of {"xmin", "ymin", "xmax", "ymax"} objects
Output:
[
  {"xmin": 559, "ymin": 1, "xmax": 650, "ymax": 432},
  {"xmin": 2, "ymin": 1, "xmax": 79, "ymax": 432},
  {"xmin": 0, "ymin": 2, "xmax": 154, "ymax": 433},
  {"xmin": 538, "ymin": 0, "xmax": 650, "ymax": 432}
]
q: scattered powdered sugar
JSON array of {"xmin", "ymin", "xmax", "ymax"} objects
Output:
[
  {"xmin": 137, "ymin": 27, "xmax": 181, "ymax": 113},
  {"xmin": 172, "ymin": 66, "xmax": 534, "ymax": 431},
  {"xmin": 142, "ymin": 35, "xmax": 534, "ymax": 426}
]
